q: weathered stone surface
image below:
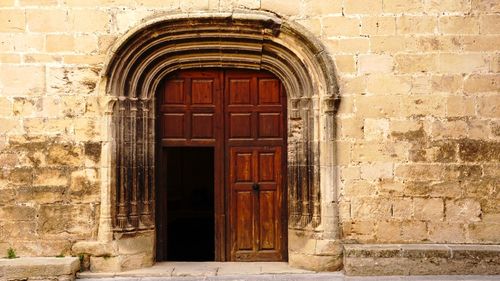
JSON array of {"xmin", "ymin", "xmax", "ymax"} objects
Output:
[
  {"xmin": 0, "ymin": 1, "xmax": 498, "ymax": 275},
  {"xmin": 344, "ymin": 244, "xmax": 500, "ymax": 275},
  {"xmin": 0, "ymin": 257, "xmax": 80, "ymax": 279},
  {"xmin": 72, "ymin": 241, "xmax": 116, "ymax": 257}
]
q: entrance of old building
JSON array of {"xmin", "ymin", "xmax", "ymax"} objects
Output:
[{"xmin": 155, "ymin": 69, "xmax": 287, "ymax": 262}]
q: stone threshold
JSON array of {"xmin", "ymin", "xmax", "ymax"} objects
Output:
[
  {"xmin": 77, "ymin": 261, "xmax": 313, "ymax": 278},
  {"xmin": 0, "ymin": 257, "xmax": 80, "ymax": 280},
  {"xmin": 344, "ymin": 244, "xmax": 500, "ymax": 276}
]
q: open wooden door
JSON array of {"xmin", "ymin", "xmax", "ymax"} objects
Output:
[{"xmin": 225, "ymin": 71, "xmax": 287, "ymax": 261}]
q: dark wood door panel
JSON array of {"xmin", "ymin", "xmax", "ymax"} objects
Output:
[
  {"xmin": 228, "ymin": 146, "xmax": 284, "ymax": 261},
  {"xmin": 160, "ymin": 70, "xmax": 222, "ymax": 145}
]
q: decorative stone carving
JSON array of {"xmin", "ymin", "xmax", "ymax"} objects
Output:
[{"xmin": 104, "ymin": 12, "xmax": 338, "ymax": 235}]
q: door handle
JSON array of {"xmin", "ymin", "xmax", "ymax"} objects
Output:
[{"xmin": 252, "ymin": 183, "xmax": 260, "ymax": 192}]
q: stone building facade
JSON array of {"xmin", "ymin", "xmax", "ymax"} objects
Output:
[{"xmin": 0, "ymin": 0, "xmax": 499, "ymax": 275}]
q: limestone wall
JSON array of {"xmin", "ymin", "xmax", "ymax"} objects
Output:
[{"xmin": 0, "ymin": 0, "xmax": 498, "ymax": 260}]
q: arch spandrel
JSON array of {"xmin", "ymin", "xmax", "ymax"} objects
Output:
[{"xmin": 103, "ymin": 11, "xmax": 339, "ymax": 242}]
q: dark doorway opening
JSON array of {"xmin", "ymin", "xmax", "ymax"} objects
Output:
[{"xmin": 157, "ymin": 147, "xmax": 215, "ymax": 261}]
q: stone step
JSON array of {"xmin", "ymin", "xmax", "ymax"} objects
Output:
[
  {"xmin": 344, "ymin": 244, "xmax": 500, "ymax": 276},
  {"xmin": 0, "ymin": 257, "xmax": 80, "ymax": 280}
]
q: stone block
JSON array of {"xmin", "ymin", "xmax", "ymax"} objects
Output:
[
  {"xmin": 115, "ymin": 232, "xmax": 154, "ymax": 255},
  {"xmin": 363, "ymin": 118, "xmax": 389, "ymax": 140},
  {"xmin": 0, "ymin": 118, "xmax": 22, "ymax": 135},
  {"xmin": 352, "ymin": 141, "xmax": 407, "ymax": 162},
  {"xmin": 340, "ymin": 166, "xmax": 360, "ymax": 181},
  {"xmin": 383, "ymin": 0, "xmax": 424, "ymax": 13},
  {"xmin": 440, "ymin": 16, "xmax": 480, "ymax": 34},
  {"xmin": 121, "ymin": 252, "xmax": 154, "ymax": 271},
  {"xmin": 481, "ymin": 14, "xmax": 500, "ymax": 34},
  {"xmin": 33, "ymin": 168, "xmax": 69, "ymax": 187},
  {"xmin": 425, "ymin": 0, "xmax": 470, "ymax": 13},
  {"xmin": 376, "ymin": 220, "xmax": 401, "ymax": 242},
  {"xmin": 409, "ymin": 141, "xmax": 457, "ymax": 163},
  {"xmin": 0, "ymin": 221, "xmax": 37, "ymax": 240},
  {"xmin": 261, "ymin": 0, "xmax": 300, "ymax": 16},
  {"xmin": 432, "ymin": 74, "xmax": 463, "ymax": 93},
  {"xmin": 458, "ymin": 139, "xmax": 500, "ymax": 162},
  {"xmin": 303, "ymin": 0, "xmax": 342, "ymax": 15},
  {"xmin": 377, "ymin": 180, "xmax": 404, "ymax": 197},
  {"xmin": 339, "ymin": 76, "xmax": 366, "ymax": 94},
  {"xmin": 334, "ymin": 55, "xmax": 356, "ymax": 73},
  {"xmin": 64, "ymin": 0, "xmax": 134, "ymax": 6},
  {"xmin": 0, "ymin": 53, "xmax": 20, "ymax": 63},
  {"xmin": 430, "ymin": 119, "xmax": 468, "ymax": 139},
  {"xmin": 360, "ymin": 163, "xmax": 392, "ymax": 181},
  {"xmin": 289, "ymin": 252, "xmax": 342, "ymax": 271},
  {"xmin": 439, "ymin": 53, "xmax": 490, "ymax": 73},
  {"xmin": 345, "ymin": 244, "xmax": 500, "ymax": 275},
  {"xmin": 355, "ymin": 95, "xmax": 400, "ymax": 118},
  {"xmin": 446, "ymin": 199, "xmax": 482, "ymax": 222},
  {"xmin": 446, "ymin": 96, "xmax": 475, "ymax": 117},
  {"xmin": 90, "ymin": 256, "xmax": 121, "ymax": 272},
  {"xmin": 46, "ymin": 66, "xmax": 99, "ymax": 95},
  {"xmin": 351, "ymin": 198, "xmax": 392, "ymax": 219},
  {"xmin": 16, "ymin": 185, "xmax": 67, "ymax": 204},
  {"xmin": 38, "ymin": 204, "xmax": 97, "ymax": 238},
  {"xmin": 0, "ymin": 9, "xmax": 25, "ymax": 32},
  {"xmin": 72, "ymin": 241, "xmax": 116, "ymax": 257},
  {"xmin": 478, "ymin": 95, "xmax": 500, "ymax": 117},
  {"xmin": 413, "ymin": 198, "xmax": 444, "ymax": 221},
  {"xmin": 343, "ymin": 180, "xmax": 376, "ymax": 197},
  {"xmin": 68, "ymin": 9, "xmax": 111, "ymax": 33},
  {"xmin": 26, "ymin": 9, "xmax": 67, "ymax": 32},
  {"xmin": 472, "ymin": 0, "xmax": 500, "ymax": 12},
  {"xmin": 395, "ymin": 54, "xmax": 438, "ymax": 73},
  {"xmin": 361, "ymin": 16, "xmax": 396, "ymax": 36},
  {"xmin": 464, "ymin": 74, "xmax": 500, "ymax": 93},
  {"xmin": 366, "ymin": 74, "xmax": 411, "ymax": 94},
  {"xmin": 339, "ymin": 117, "xmax": 363, "ymax": 139},
  {"xmin": 0, "ymin": 205, "xmax": 36, "ymax": 221},
  {"xmin": 401, "ymin": 94, "xmax": 446, "ymax": 117},
  {"xmin": 358, "ymin": 54, "xmax": 393, "ymax": 74},
  {"xmin": 370, "ymin": 36, "xmax": 406, "ymax": 53},
  {"xmin": 323, "ymin": 16, "xmax": 360, "ymax": 37},
  {"xmin": 69, "ymin": 169, "xmax": 100, "ymax": 203},
  {"xmin": 468, "ymin": 223, "xmax": 500, "ymax": 242},
  {"xmin": 46, "ymin": 35, "xmax": 75, "ymax": 53},
  {"xmin": 326, "ymin": 38, "xmax": 369, "ymax": 54},
  {"xmin": 397, "ymin": 16, "xmax": 437, "ymax": 34},
  {"xmin": 344, "ymin": 0, "xmax": 382, "ymax": 14},
  {"xmin": 0, "ymin": 65, "xmax": 45, "ymax": 96},
  {"xmin": 395, "ymin": 164, "xmax": 445, "ymax": 181},
  {"xmin": 462, "ymin": 35, "xmax": 500, "ymax": 51},
  {"xmin": 296, "ymin": 19, "xmax": 321, "ymax": 36},
  {"xmin": 0, "ymin": 257, "xmax": 79, "ymax": 279},
  {"xmin": 428, "ymin": 222, "xmax": 465, "ymax": 242}
]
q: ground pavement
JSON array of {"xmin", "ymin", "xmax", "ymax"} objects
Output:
[{"xmin": 77, "ymin": 262, "xmax": 500, "ymax": 281}]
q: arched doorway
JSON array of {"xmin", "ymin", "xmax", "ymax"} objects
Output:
[
  {"xmin": 156, "ymin": 69, "xmax": 287, "ymax": 262},
  {"xmin": 101, "ymin": 11, "xmax": 341, "ymax": 271}
]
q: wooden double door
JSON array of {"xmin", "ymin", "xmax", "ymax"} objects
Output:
[{"xmin": 158, "ymin": 69, "xmax": 287, "ymax": 261}]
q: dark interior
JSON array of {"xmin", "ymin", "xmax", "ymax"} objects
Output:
[{"xmin": 159, "ymin": 147, "xmax": 215, "ymax": 261}]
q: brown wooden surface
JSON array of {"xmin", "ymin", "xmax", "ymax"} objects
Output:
[{"xmin": 158, "ymin": 69, "xmax": 286, "ymax": 262}]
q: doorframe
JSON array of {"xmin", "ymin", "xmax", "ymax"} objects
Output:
[
  {"xmin": 155, "ymin": 69, "xmax": 288, "ymax": 261},
  {"xmin": 100, "ymin": 11, "xmax": 341, "ymax": 271}
]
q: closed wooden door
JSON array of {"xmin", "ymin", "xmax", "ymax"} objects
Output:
[{"xmin": 158, "ymin": 69, "xmax": 286, "ymax": 262}]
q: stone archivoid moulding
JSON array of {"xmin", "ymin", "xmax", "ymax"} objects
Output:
[{"xmin": 101, "ymin": 11, "xmax": 340, "ymax": 270}]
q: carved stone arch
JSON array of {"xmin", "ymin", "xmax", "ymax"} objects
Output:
[{"xmin": 102, "ymin": 11, "xmax": 339, "ymax": 269}]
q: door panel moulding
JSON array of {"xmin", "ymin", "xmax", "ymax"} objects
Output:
[{"xmin": 98, "ymin": 10, "xmax": 340, "ymax": 271}]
